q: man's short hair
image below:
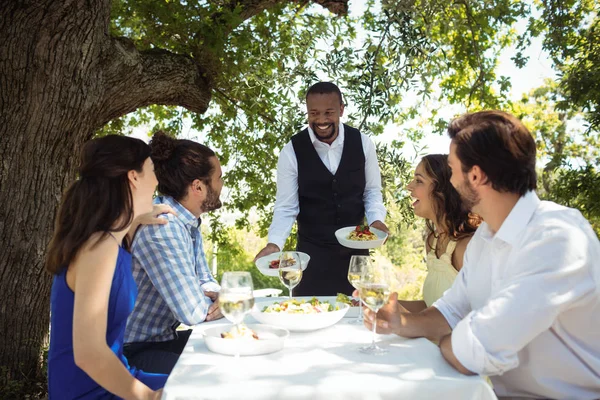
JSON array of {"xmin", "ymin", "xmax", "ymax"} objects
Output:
[
  {"xmin": 305, "ymin": 82, "xmax": 344, "ymax": 105},
  {"xmin": 448, "ymin": 110, "xmax": 537, "ymax": 196}
]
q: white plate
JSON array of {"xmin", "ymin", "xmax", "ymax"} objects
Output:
[
  {"xmin": 254, "ymin": 251, "xmax": 310, "ymax": 277},
  {"xmin": 203, "ymin": 324, "xmax": 289, "ymax": 356},
  {"xmin": 334, "ymin": 226, "xmax": 387, "ymax": 249},
  {"xmin": 251, "ymin": 296, "xmax": 349, "ymax": 332}
]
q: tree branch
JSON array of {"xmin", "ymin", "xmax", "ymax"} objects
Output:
[
  {"xmin": 222, "ymin": 0, "xmax": 349, "ymax": 21},
  {"xmin": 96, "ymin": 36, "xmax": 212, "ymax": 128}
]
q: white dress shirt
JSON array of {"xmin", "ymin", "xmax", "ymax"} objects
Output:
[
  {"xmin": 268, "ymin": 124, "xmax": 387, "ymax": 250},
  {"xmin": 433, "ymin": 191, "xmax": 600, "ymax": 399}
]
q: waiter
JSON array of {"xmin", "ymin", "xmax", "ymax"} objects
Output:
[{"xmin": 254, "ymin": 82, "xmax": 389, "ymax": 296}]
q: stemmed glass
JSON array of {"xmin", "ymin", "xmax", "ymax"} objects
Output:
[
  {"xmin": 278, "ymin": 251, "xmax": 302, "ymax": 299},
  {"xmin": 219, "ymin": 271, "xmax": 254, "ymax": 358},
  {"xmin": 347, "ymin": 255, "xmax": 370, "ymax": 325},
  {"xmin": 359, "ymin": 261, "xmax": 391, "ymax": 355}
]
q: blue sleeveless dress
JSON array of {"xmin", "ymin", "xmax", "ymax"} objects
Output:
[{"xmin": 48, "ymin": 246, "xmax": 168, "ymax": 399}]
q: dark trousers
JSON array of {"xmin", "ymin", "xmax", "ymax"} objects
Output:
[{"xmin": 124, "ymin": 329, "xmax": 192, "ymax": 375}]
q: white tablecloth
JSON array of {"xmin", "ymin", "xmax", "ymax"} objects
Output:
[{"xmin": 163, "ymin": 310, "xmax": 497, "ymax": 400}]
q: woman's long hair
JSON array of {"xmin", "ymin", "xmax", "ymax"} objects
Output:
[
  {"xmin": 421, "ymin": 154, "xmax": 482, "ymax": 252},
  {"xmin": 45, "ymin": 135, "xmax": 150, "ymax": 274}
]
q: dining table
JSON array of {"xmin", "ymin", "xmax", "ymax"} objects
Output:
[{"xmin": 162, "ymin": 297, "xmax": 497, "ymax": 400}]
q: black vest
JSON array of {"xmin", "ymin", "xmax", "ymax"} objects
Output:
[{"xmin": 291, "ymin": 125, "xmax": 366, "ymax": 246}]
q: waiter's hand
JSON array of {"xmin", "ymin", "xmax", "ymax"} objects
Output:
[
  {"xmin": 254, "ymin": 243, "xmax": 280, "ymax": 262},
  {"xmin": 370, "ymin": 220, "xmax": 390, "ymax": 243}
]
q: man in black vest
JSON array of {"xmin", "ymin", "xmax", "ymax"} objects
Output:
[{"xmin": 255, "ymin": 82, "xmax": 389, "ymax": 296}]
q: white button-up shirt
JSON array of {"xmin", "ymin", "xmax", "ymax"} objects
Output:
[
  {"xmin": 267, "ymin": 124, "xmax": 386, "ymax": 249},
  {"xmin": 433, "ymin": 191, "xmax": 600, "ymax": 399}
]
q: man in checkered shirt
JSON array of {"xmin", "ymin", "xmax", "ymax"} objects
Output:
[{"xmin": 124, "ymin": 131, "xmax": 224, "ymax": 374}]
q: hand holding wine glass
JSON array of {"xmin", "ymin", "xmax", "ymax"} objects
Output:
[
  {"xmin": 359, "ymin": 261, "xmax": 391, "ymax": 355},
  {"xmin": 278, "ymin": 251, "xmax": 302, "ymax": 299}
]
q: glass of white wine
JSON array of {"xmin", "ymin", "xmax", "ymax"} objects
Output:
[
  {"xmin": 359, "ymin": 262, "xmax": 391, "ymax": 355},
  {"xmin": 278, "ymin": 251, "xmax": 302, "ymax": 299},
  {"xmin": 219, "ymin": 271, "xmax": 255, "ymax": 357},
  {"xmin": 347, "ymin": 255, "xmax": 370, "ymax": 325}
]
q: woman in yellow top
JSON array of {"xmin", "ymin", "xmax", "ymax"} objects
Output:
[{"xmin": 401, "ymin": 154, "xmax": 481, "ymax": 312}]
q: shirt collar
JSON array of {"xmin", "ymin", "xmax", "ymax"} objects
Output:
[
  {"xmin": 493, "ymin": 191, "xmax": 541, "ymax": 245},
  {"xmin": 157, "ymin": 196, "xmax": 200, "ymax": 228},
  {"xmin": 307, "ymin": 123, "xmax": 345, "ymax": 147}
]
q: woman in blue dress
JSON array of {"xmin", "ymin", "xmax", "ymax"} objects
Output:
[{"xmin": 45, "ymin": 135, "xmax": 174, "ymax": 399}]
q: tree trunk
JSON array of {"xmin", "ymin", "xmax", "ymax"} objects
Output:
[
  {"xmin": 0, "ymin": 0, "xmax": 348, "ymax": 393},
  {"xmin": 0, "ymin": 0, "xmax": 110, "ymax": 389}
]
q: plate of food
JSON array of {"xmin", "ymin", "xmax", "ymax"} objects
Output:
[
  {"xmin": 203, "ymin": 323, "xmax": 289, "ymax": 356},
  {"xmin": 254, "ymin": 251, "xmax": 311, "ymax": 277},
  {"xmin": 251, "ymin": 297, "xmax": 349, "ymax": 332},
  {"xmin": 334, "ymin": 225, "xmax": 387, "ymax": 249}
]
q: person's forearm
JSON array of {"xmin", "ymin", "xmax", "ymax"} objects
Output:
[
  {"xmin": 398, "ymin": 300, "xmax": 427, "ymax": 314},
  {"xmin": 439, "ymin": 334, "xmax": 476, "ymax": 375},
  {"xmin": 75, "ymin": 346, "xmax": 155, "ymax": 399},
  {"xmin": 397, "ymin": 307, "xmax": 452, "ymax": 342}
]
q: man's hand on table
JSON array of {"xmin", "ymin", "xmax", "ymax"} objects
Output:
[
  {"xmin": 205, "ymin": 291, "xmax": 224, "ymax": 321},
  {"xmin": 253, "ymin": 243, "xmax": 280, "ymax": 262}
]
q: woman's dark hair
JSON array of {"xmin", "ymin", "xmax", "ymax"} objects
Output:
[
  {"xmin": 447, "ymin": 110, "xmax": 537, "ymax": 196},
  {"xmin": 305, "ymin": 81, "xmax": 344, "ymax": 105},
  {"xmin": 150, "ymin": 131, "xmax": 216, "ymax": 201},
  {"xmin": 421, "ymin": 154, "xmax": 482, "ymax": 251},
  {"xmin": 45, "ymin": 135, "xmax": 150, "ymax": 274}
]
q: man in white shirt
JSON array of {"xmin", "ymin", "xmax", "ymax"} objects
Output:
[
  {"xmin": 255, "ymin": 82, "xmax": 388, "ymax": 296},
  {"xmin": 362, "ymin": 110, "xmax": 600, "ymax": 399}
]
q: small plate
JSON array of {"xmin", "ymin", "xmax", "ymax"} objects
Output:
[
  {"xmin": 334, "ymin": 226, "xmax": 387, "ymax": 249},
  {"xmin": 251, "ymin": 297, "xmax": 349, "ymax": 332},
  {"xmin": 255, "ymin": 251, "xmax": 310, "ymax": 277},
  {"xmin": 203, "ymin": 324, "xmax": 289, "ymax": 356}
]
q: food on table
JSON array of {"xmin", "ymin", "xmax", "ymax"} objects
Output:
[
  {"xmin": 262, "ymin": 298, "xmax": 339, "ymax": 314},
  {"xmin": 336, "ymin": 293, "xmax": 361, "ymax": 307},
  {"xmin": 269, "ymin": 257, "xmax": 297, "ymax": 269},
  {"xmin": 220, "ymin": 324, "xmax": 259, "ymax": 340},
  {"xmin": 347, "ymin": 225, "xmax": 378, "ymax": 241}
]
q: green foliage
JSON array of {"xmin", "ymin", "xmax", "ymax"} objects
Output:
[
  {"xmin": 545, "ymin": 165, "xmax": 600, "ymax": 236},
  {"xmin": 203, "ymin": 226, "xmax": 285, "ymax": 291},
  {"xmin": 511, "ymin": 80, "xmax": 600, "ymax": 234},
  {"xmin": 517, "ymin": 0, "xmax": 600, "ymax": 130}
]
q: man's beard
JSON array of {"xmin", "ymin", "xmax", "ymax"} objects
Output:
[
  {"xmin": 202, "ymin": 183, "xmax": 222, "ymax": 212},
  {"xmin": 310, "ymin": 122, "xmax": 337, "ymax": 142},
  {"xmin": 456, "ymin": 178, "xmax": 480, "ymax": 210}
]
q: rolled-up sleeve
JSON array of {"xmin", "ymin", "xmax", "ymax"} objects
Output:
[{"xmin": 449, "ymin": 227, "xmax": 594, "ymax": 376}]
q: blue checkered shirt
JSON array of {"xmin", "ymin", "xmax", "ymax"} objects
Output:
[{"xmin": 125, "ymin": 196, "xmax": 220, "ymax": 343}]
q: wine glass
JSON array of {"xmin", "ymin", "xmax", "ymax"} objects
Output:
[
  {"xmin": 220, "ymin": 272, "xmax": 254, "ymax": 357},
  {"xmin": 278, "ymin": 251, "xmax": 302, "ymax": 299},
  {"xmin": 359, "ymin": 262, "xmax": 391, "ymax": 355},
  {"xmin": 347, "ymin": 255, "xmax": 371, "ymax": 324}
]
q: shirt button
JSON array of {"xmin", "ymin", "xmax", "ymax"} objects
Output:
[
  {"xmin": 332, "ymin": 179, "xmax": 337, "ymax": 183},
  {"xmin": 333, "ymin": 192, "xmax": 338, "ymax": 197},
  {"xmin": 337, "ymin": 204, "xmax": 341, "ymax": 208}
]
